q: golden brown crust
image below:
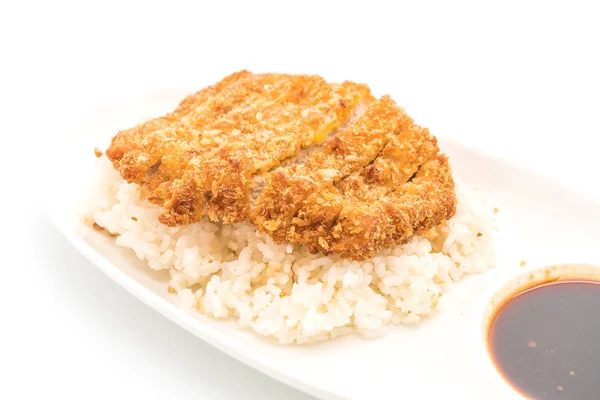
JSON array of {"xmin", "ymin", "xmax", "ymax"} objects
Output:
[
  {"xmin": 105, "ymin": 70, "xmax": 457, "ymax": 261},
  {"xmin": 298, "ymin": 118, "xmax": 443, "ymax": 258},
  {"xmin": 106, "ymin": 70, "xmax": 373, "ymax": 225},
  {"xmin": 251, "ymin": 96, "xmax": 405, "ymax": 241},
  {"xmin": 252, "ymin": 96, "xmax": 455, "ymax": 260},
  {"xmin": 324, "ymin": 154, "xmax": 456, "ymax": 260}
]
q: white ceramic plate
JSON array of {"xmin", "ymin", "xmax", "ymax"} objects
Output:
[{"xmin": 47, "ymin": 88, "xmax": 600, "ymax": 400}]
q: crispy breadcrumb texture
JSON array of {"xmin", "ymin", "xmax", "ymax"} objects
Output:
[
  {"xmin": 325, "ymin": 154, "xmax": 456, "ymax": 260},
  {"xmin": 106, "ymin": 70, "xmax": 373, "ymax": 225},
  {"xmin": 104, "ymin": 70, "xmax": 457, "ymax": 260},
  {"xmin": 252, "ymin": 97, "xmax": 456, "ymax": 260},
  {"xmin": 251, "ymin": 96, "xmax": 407, "ymax": 242}
]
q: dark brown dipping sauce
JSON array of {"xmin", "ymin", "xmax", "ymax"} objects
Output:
[{"xmin": 488, "ymin": 280, "xmax": 600, "ymax": 400}]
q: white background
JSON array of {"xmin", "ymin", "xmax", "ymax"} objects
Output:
[{"xmin": 1, "ymin": 1, "xmax": 599, "ymax": 399}]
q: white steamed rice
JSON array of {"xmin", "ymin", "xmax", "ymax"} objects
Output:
[{"xmin": 84, "ymin": 156, "xmax": 497, "ymax": 344}]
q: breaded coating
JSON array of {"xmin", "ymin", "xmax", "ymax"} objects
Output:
[
  {"xmin": 324, "ymin": 154, "xmax": 455, "ymax": 260},
  {"xmin": 106, "ymin": 70, "xmax": 373, "ymax": 225},
  {"xmin": 105, "ymin": 70, "xmax": 456, "ymax": 261},
  {"xmin": 252, "ymin": 96, "xmax": 407, "ymax": 242},
  {"xmin": 252, "ymin": 96, "xmax": 456, "ymax": 260}
]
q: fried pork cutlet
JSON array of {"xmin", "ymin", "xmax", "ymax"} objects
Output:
[
  {"xmin": 106, "ymin": 71, "xmax": 456, "ymax": 261},
  {"xmin": 107, "ymin": 70, "xmax": 373, "ymax": 225},
  {"xmin": 252, "ymin": 96, "xmax": 456, "ymax": 260}
]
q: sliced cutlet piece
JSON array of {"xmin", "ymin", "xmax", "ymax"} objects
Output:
[
  {"xmin": 297, "ymin": 110, "xmax": 441, "ymax": 254},
  {"xmin": 251, "ymin": 96, "xmax": 402, "ymax": 242},
  {"xmin": 105, "ymin": 71, "xmax": 373, "ymax": 226},
  {"xmin": 160, "ymin": 77, "xmax": 373, "ymax": 225},
  {"xmin": 106, "ymin": 70, "xmax": 269, "ymax": 203},
  {"xmin": 106, "ymin": 70, "xmax": 251, "ymax": 184},
  {"xmin": 248, "ymin": 99, "xmax": 369, "ymax": 204},
  {"xmin": 253, "ymin": 95, "xmax": 456, "ymax": 260},
  {"xmin": 334, "ymin": 117, "xmax": 441, "ymax": 204},
  {"xmin": 325, "ymin": 154, "xmax": 456, "ymax": 260}
]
